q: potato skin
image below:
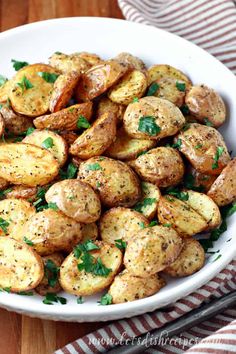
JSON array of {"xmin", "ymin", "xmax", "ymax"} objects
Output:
[
  {"xmin": 99, "ymin": 207, "xmax": 149, "ymax": 244},
  {"xmin": 185, "ymin": 84, "xmax": 226, "ymax": 127},
  {"xmin": 59, "ymin": 241, "xmax": 123, "ymax": 296},
  {"xmin": 81, "ymin": 222, "xmax": 98, "ymax": 243},
  {"xmin": 133, "ymin": 182, "xmax": 161, "ymax": 219},
  {"xmin": 78, "ymin": 156, "xmax": 141, "ymax": 208},
  {"xmin": 114, "ymin": 52, "xmax": 146, "ymax": 71},
  {"xmin": 186, "ymin": 165, "xmax": 217, "ymax": 192},
  {"xmin": 69, "ymin": 112, "xmax": 117, "ymax": 159},
  {"xmin": 108, "ymin": 270, "xmax": 166, "ymax": 304},
  {"xmin": 5, "ymin": 185, "xmax": 38, "ymax": 201},
  {"xmin": 45, "ymin": 179, "xmax": 101, "ymax": 223},
  {"xmin": 22, "ymin": 209, "xmax": 82, "ymax": 255},
  {"xmin": 124, "ymin": 225, "xmax": 183, "ymax": 276},
  {"xmin": 123, "ymin": 96, "xmax": 185, "ymax": 140},
  {"xmin": 147, "ymin": 64, "xmax": 192, "ymax": 86},
  {"xmin": 132, "ymin": 147, "xmax": 184, "ymax": 188},
  {"xmin": 96, "ymin": 96, "xmax": 125, "ymax": 123},
  {"xmin": 49, "ymin": 52, "xmax": 90, "ymax": 74},
  {"xmin": 150, "ymin": 77, "xmax": 185, "ymax": 107},
  {"xmin": 0, "ymin": 113, "xmax": 5, "ymax": 137},
  {"xmin": 0, "ymin": 80, "xmax": 12, "ymax": 103},
  {"xmin": 34, "ymin": 102, "xmax": 93, "ymax": 131},
  {"xmin": 0, "ymin": 106, "xmax": 33, "ymax": 136},
  {"xmin": 207, "ymin": 158, "xmax": 236, "ymax": 206},
  {"xmin": 176, "ymin": 123, "xmax": 230, "ymax": 175},
  {"xmin": 0, "ymin": 176, "xmax": 9, "ymax": 190},
  {"xmin": 0, "ymin": 237, "xmax": 44, "ymax": 292},
  {"xmin": 76, "ymin": 52, "xmax": 103, "ymax": 66},
  {"xmin": 58, "ymin": 130, "xmax": 78, "ymax": 145},
  {"xmin": 164, "ymin": 238, "xmax": 205, "ymax": 277}
]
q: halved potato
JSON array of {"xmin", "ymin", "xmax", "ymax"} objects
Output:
[
  {"xmin": 108, "ymin": 270, "xmax": 165, "ymax": 303},
  {"xmin": 96, "ymin": 96, "xmax": 125, "ymax": 123},
  {"xmin": 33, "ymin": 102, "xmax": 93, "ymax": 131},
  {"xmin": 0, "ymin": 198, "xmax": 35, "ymax": 239},
  {"xmin": 0, "ymin": 79, "xmax": 12, "ymax": 103},
  {"xmin": 9, "ymin": 64, "xmax": 60, "ymax": 117},
  {"xmin": 0, "ymin": 106, "xmax": 33, "ymax": 136},
  {"xmin": 49, "ymin": 71, "xmax": 80, "ymax": 112},
  {"xmin": 69, "ymin": 112, "xmax": 116, "ymax": 159},
  {"xmin": 21, "ymin": 209, "xmax": 82, "ymax": 255},
  {"xmin": 81, "ymin": 223, "xmax": 98, "ymax": 243},
  {"xmin": 108, "ymin": 70, "xmax": 147, "ymax": 105},
  {"xmin": 78, "ymin": 156, "xmax": 141, "ymax": 208},
  {"xmin": 76, "ymin": 52, "xmax": 103, "ymax": 66},
  {"xmin": 207, "ymin": 158, "xmax": 236, "ymax": 206},
  {"xmin": 149, "ymin": 77, "xmax": 186, "ymax": 107},
  {"xmin": 124, "ymin": 225, "xmax": 183, "ymax": 276},
  {"xmin": 113, "ymin": 52, "xmax": 146, "ymax": 71},
  {"xmin": 133, "ymin": 182, "xmax": 161, "ymax": 219},
  {"xmin": 99, "ymin": 207, "xmax": 149, "ymax": 244},
  {"xmin": 45, "ymin": 179, "xmax": 101, "ymax": 223},
  {"xmin": 158, "ymin": 195, "xmax": 208, "ymax": 237},
  {"xmin": 76, "ymin": 60, "xmax": 128, "ymax": 101},
  {"xmin": 23, "ymin": 129, "xmax": 68, "ymax": 166},
  {"xmin": 5, "ymin": 185, "xmax": 38, "ymax": 201},
  {"xmin": 0, "ymin": 143, "xmax": 60, "ymax": 186},
  {"xmin": 49, "ymin": 52, "xmax": 90, "ymax": 74},
  {"xmin": 0, "ymin": 177, "xmax": 9, "ymax": 190},
  {"xmin": 164, "ymin": 238, "xmax": 205, "ymax": 277},
  {"xmin": 59, "ymin": 241, "xmax": 123, "ymax": 296},
  {"xmin": 147, "ymin": 64, "xmax": 192, "ymax": 86},
  {"xmin": 0, "ymin": 237, "xmax": 44, "ymax": 292}
]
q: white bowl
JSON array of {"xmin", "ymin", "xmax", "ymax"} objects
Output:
[{"xmin": 0, "ymin": 17, "xmax": 236, "ymax": 322}]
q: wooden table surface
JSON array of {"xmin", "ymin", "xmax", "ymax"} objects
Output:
[{"xmin": 0, "ymin": 1, "xmax": 124, "ymax": 353}]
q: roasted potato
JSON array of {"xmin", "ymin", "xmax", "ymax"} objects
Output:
[
  {"xmin": 123, "ymin": 96, "xmax": 185, "ymax": 140},
  {"xmin": 0, "ymin": 177, "xmax": 9, "ymax": 190},
  {"xmin": 69, "ymin": 112, "xmax": 117, "ymax": 159},
  {"xmin": 21, "ymin": 209, "xmax": 82, "ymax": 255},
  {"xmin": 186, "ymin": 166, "xmax": 217, "ymax": 192},
  {"xmin": 124, "ymin": 225, "xmax": 183, "ymax": 276},
  {"xmin": 59, "ymin": 241, "xmax": 123, "ymax": 296},
  {"xmin": 23, "ymin": 129, "xmax": 68, "ymax": 166},
  {"xmin": 49, "ymin": 52, "xmax": 90, "ymax": 74},
  {"xmin": 158, "ymin": 195, "xmax": 208, "ymax": 237},
  {"xmin": 0, "ymin": 106, "xmax": 33, "ymax": 136},
  {"xmin": 131, "ymin": 147, "xmax": 184, "ymax": 187},
  {"xmin": 108, "ymin": 270, "xmax": 165, "ymax": 304},
  {"xmin": 0, "ymin": 79, "xmax": 12, "ymax": 103},
  {"xmin": 99, "ymin": 207, "xmax": 149, "ymax": 245},
  {"xmin": 45, "ymin": 179, "xmax": 101, "ymax": 223},
  {"xmin": 185, "ymin": 84, "xmax": 226, "ymax": 127},
  {"xmin": 58, "ymin": 130, "xmax": 78, "ymax": 145},
  {"xmin": 164, "ymin": 238, "xmax": 205, "ymax": 277},
  {"xmin": 78, "ymin": 156, "xmax": 141, "ymax": 208},
  {"xmin": 9, "ymin": 64, "xmax": 60, "ymax": 117},
  {"xmin": 76, "ymin": 60, "xmax": 128, "ymax": 101},
  {"xmin": 176, "ymin": 123, "xmax": 230, "ymax": 175},
  {"xmin": 96, "ymin": 96, "xmax": 125, "ymax": 123},
  {"xmin": 5, "ymin": 185, "xmax": 38, "ymax": 201},
  {"xmin": 108, "ymin": 70, "xmax": 147, "ymax": 105},
  {"xmin": 33, "ymin": 102, "xmax": 93, "ymax": 131},
  {"xmin": 35, "ymin": 252, "xmax": 64, "ymax": 296},
  {"xmin": 81, "ymin": 222, "xmax": 98, "ymax": 243},
  {"xmin": 76, "ymin": 52, "xmax": 103, "ymax": 66},
  {"xmin": 0, "ymin": 237, "xmax": 44, "ymax": 292},
  {"xmin": 133, "ymin": 182, "xmax": 161, "ymax": 219},
  {"xmin": 149, "ymin": 77, "xmax": 186, "ymax": 107},
  {"xmin": 113, "ymin": 52, "xmax": 146, "ymax": 71},
  {"xmin": 207, "ymin": 158, "xmax": 236, "ymax": 206},
  {"xmin": 0, "ymin": 113, "xmax": 4, "ymax": 137},
  {"xmin": 0, "ymin": 198, "xmax": 35, "ymax": 239},
  {"xmin": 0, "ymin": 143, "xmax": 60, "ymax": 186},
  {"xmin": 147, "ymin": 64, "xmax": 192, "ymax": 87},
  {"xmin": 49, "ymin": 71, "xmax": 80, "ymax": 112}
]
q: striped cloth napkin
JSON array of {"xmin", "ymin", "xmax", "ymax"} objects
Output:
[{"xmin": 57, "ymin": 1, "xmax": 236, "ymax": 353}]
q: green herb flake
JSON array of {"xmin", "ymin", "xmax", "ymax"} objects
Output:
[
  {"xmin": 203, "ymin": 118, "xmax": 213, "ymax": 127},
  {"xmin": 166, "ymin": 187, "xmax": 189, "ymax": 201},
  {"xmin": 182, "ymin": 123, "xmax": 191, "ymax": 131},
  {"xmin": 163, "ymin": 223, "xmax": 172, "ymax": 228},
  {"xmin": 98, "ymin": 293, "xmax": 112, "ymax": 305},
  {"xmin": 41, "ymin": 137, "xmax": 54, "ymax": 149},
  {"xmin": 26, "ymin": 127, "xmax": 35, "ymax": 136},
  {"xmin": 47, "ymin": 202, "xmax": 58, "ymax": 211},
  {"xmin": 45, "ymin": 259, "xmax": 60, "ymax": 288},
  {"xmin": 96, "ymin": 181, "xmax": 101, "ymax": 188},
  {"xmin": 137, "ymin": 150, "xmax": 148, "ymax": 157},
  {"xmin": 54, "ymin": 51, "xmax": 62, "ymax": 55},
  {"xmin": 17, "ymin": 76, "xmax": 34, "ymax": 92},
  {"xmin": 0, "ymin": 217, "xmax": 10, "ymax": 234},
  {"xmin": 212, "ymin": 146, "xmax": 224, "ymax": 170},
  {"xmin": 171, "ymin": 139, "xmax": 182, "ymax": 149},
  {"xmin": 139, "ymin": 222, "xmax": 146, "ymax": 229},
  {"xmin": 0, "ymin": 188, "xmax": 13, "ymax": 199},
  {"xmin": 17, "ymin": 291, "xmax": 34, "ymax": 296},
  {"xmin": 11, "ymin": 59, "xmax": 29, "ymax": 71},
  {"xmin": 176, "ymin": 82, "xmax": 186, "ymax": 92},
  {"xmin": 195, "ymin": 144, "xmax": 203, "ymax": 149},
  {"xmin": 180, "ymin": 104, "xmax": 190, "ymax": 115},
  {"xmin": 146, "ymin": 82, "xmax": 159, "ymax": 96},
  {"xmin": 0, "ymin": 287, "xmax": 11, "ymax": 293},
  {"xmin": 212, "ymin": 254, "xmax": 222, "ymax": 262},
  {"xmin": 133, "ymin": 198, "xmax": 156, "ymax": 213},
  {"xmin": 38, "ymin": 72, "xmax": 59, "ymax": 83},
  {"xmin": 115, "ymin": 239, "xmax": 127, "ymax": 250},
  {"xmin": 132, "ymin": 97, "xmax": 139, "ymax": 103},
  {"xmin": 59, "ymin": 163, "xmax": 78, "ymax": 180},
  {"xmin": 165, "ymin": 196, "xmax": 174, "ymax": 202},
  {"xmin": 23, "ymin": 237, "xmax": 34, "ymax": 246},
  {"xmin": 138, "ymin": 116, "xmax": 161, "ymax": 136},
  {"xmin": 77, "ymin": 296, "xmax": 84, "ymax": 304},
  {"xmin": 149, "ymin": 220, "xmax": 158, "ymax": 227},
  {"xmin": 0, "ymin": 75, "xmax": 8, "ymax": 87},
  {"xmin": 77, "ymin": 115, "xmax": 91, "ymax": 129},
  {"xmin": 86, "ymin": 163, "xmax": 102, "ymax": 171},
  {"xmin": 43, "ymin": 293, "xmax": 67, "ymax": 305}
]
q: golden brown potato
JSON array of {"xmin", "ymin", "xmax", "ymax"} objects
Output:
[
  {"xmin": 124, "ymin": 225, "xmax": 183, "ymax": 276},
  {"xmin": 108, "ymin": 270, "xmax": 165, "ymax": 304},
  {"xmin": 0, "ymin": 106, "xmax": 33, "ymax": 136},
  {"xmin": 21, "ymin": 209, "xmax": 82, "ymax": 255},
  {"xmin": 0, "ymin": 79, "xmax": 12, "ymax": 103},
  {"xmin": 0, "ymin": 237, "xmax": 44, "ymax": 292},
  {"xmin": 186, "ymin": 166, "xmax": 217, "ymax": 192},
  {"xmin": 76, "ymin": 60, "xmax": 128, "ymax": 101},
  {"xmin": 22, "ymin": 129, "xmax": 68, "ymax": 166},
  {"xmin": 49, "ymin": 52, "xmax": 90, "ymax": 74},
  {"xmin": 0, "ymin": 143, "xmax": 60, "ymax": 186},
  {"xmin": 76, "ymin": 52, "xmax": 103, "ymax": 66},
  {"xmin": 0, "ymin": 113, "xmax": 5, "ymax": 137},
  {"xmin": 99, "ymin": 207, "xmax": 149, "ymax": 245},
  {"xmin": 164, "ymin": 238, "xmax": 205, "ymax": 277},
  {"xmin": 45, "ymin": 179, "xmax": 101, "ymax": 223},
  {"xmin": 113, "ymin": 52, "xmax": 146, "ymax": 71},
  {"xmin": 158, "ymin": 196, "xmax": 208, "ymax": 237},
  {"xmin": 0, "ymin": 198, "xmax": 35, "ymax": 239},
  {"xmin": 185, "ymin": 84, "xmax": 226, "ymax": 127},
  {"xmin": 147, "ymin": 64, "xmax": 192, "ymax": 87},
  {"xmin": 108, "ymin": 70, "xmax": 147, "ymax": 105},
  {"xmin": 33, "ymin": 102, "xmax": 93, "ymax": 131},
  {"xmin": 69, "ymin": 112, "xmax": 117, "ymax": 159},
  {"xmin": 176, "ymin": 123, "xmax": 230, "ymax": 175},
  {"xmin": 71, "ymin": 156, "xmax": 83, "ymax": 168},
  {"xmin": 133, "ymin": 182, "xmax": 161, "ymax": 219},
  {"xmin": 78, "ymin": 156, "xmax": 141, "ymax": 208},
  {"xmin": 81, "ymin": 223, "xmax": 98, "ymax": 243},
  {"xmin": 149, "ymin": 77, "xmax": 186, "ymax": 107},
  {"xmin": 0, "ymin": 177, "xmax": 9, "ymax": 190},
  {"xmin": 207, "ymin": 158, "xmax": 236, "ymax": 206},
  {"xmin": 132, "ymin": 147, "xmax": 184, "ymax": 188},
  {"xmin": 9, "ymin": 64, "xmax": 60, "ymax": 117},
  {"xmin": 105, "ymin": 127, "xmax": 156, "ymax": 161},
  {"xmin": 49, "ymin": 71, "xmax": 80, "ymax": 112},
  {"xmin": 59, "ymin": 241, "xmax": 123, "ymax": 296},
  {"xmin": 96, "ymin": 96, "xmax": 125, "ymax": 123},
  {"xmin": 35, "ymin": 253, "xmax": 64, "ymax": 296},
  {"xmin": 58, "ymin": 130, "xmax": 78, "ymax": 145},
  {"xmin": 5, "ymin": 185, "xmax": 38, "ymax": 201},
  {"xmin": 123, "ymin": 96, "xmax": 185, "ymax": 140}
]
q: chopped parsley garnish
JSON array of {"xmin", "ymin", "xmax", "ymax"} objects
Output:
[
  {"xmin": 0, "ymin": 188, "xmax": 13, "ymax": 199},
  {"xmin": 11, "ymin": 59, "xmax": 29, "ymax": 71},
  {"xmin": 133, "ymin": 198, "xmax": 156, "ymax": 213},
  {"xmin": 149, "ymin": 220, "xmax": 158, "ymax": 227},
  {"xmin": 43, "ymin": 293, "xmax": 67, "ymax": 305},
  {"xmin": 96, "ymin": 181, "xmax": 101, "ymax": 188},
  {"xmin": 137, "ymin": 150, "xmax": 148, "ymax": 157},
  {"xmin": 146, "ymin": 82, "xmax": 159, "ymax": 96},
  {"xmin": 23, "ymin": 236, "xmax": 34, "ymax": 246},
  {"xmin": 203, "ymin": 118, "xmax": 213, "ymax": 127},
  {"xmin": 171, "ymin": 139, "xmax": 182, "ymax": 149},
  {"xmin": 45, "ymin": 259, "xmax": 60, "ymax": 288},
  {"xmin": 115, "ymin": 239, "xmax": 127, "ymax": 250},
  {"xmin": 138, "ymin": 116, "xmax": 161, "ymax": 136},
  {"xmin": 17, "ymin": 291, "xmax": 34, "ymax": 296},
  {"xmin": 165, "ymin": 196, "xmax": 174, "ymax": 202},
  {"xmin": 176, "ymin": 82, "xmax": 186, "ymax": 92},
  {"xmin": 163, "ymin": 223, "xmax": 172, "ymax": 228},
  {"xmin": 0, "ymin": 287, "xmax": 11, "ymax": 293},
  {"xmin": 180, "ymin": 104, "xmax": 190, "ymax": 115},
  {"xmin": 26, "ymin": 127, "xmax": 35, "ymax": 136},
  {"xmin": 47, "ymin": 202, "xmax": 58, "ymax": 210},
  {"xmin": 133, "ymin": 97, "xmax": 139, "ymax": 103},
  {"xmin": 0, "ymin": 75, "xmax": 8, "ymax": 87},
  {"xmin": 59, "ymin": 162, "xmax": 78, "ymax": 180},
  {"xmin": 182, "ymin": 123, "xmax": 191, "ymax": 131},
  {"xmin": 41, "ymin": 137, "xmax": 54, "ymax": 149},
  {"xmin": 166, "ymin": 187, "xmax": 189, "ymax": 201},
  {"xmin": 54, "ymin": 51, "xmax": 62, "ymax": 55},
  {"xmin": 77, "ymin": 115, "xmax": 91, "ymax": 129},
  {"xmin": 195, "ymin": 144, "xmax": 203, "ymax": 149},
  {"xmin": 212, "ymin": 254, "xmax": 222, "ymax": 262},
  {"xmin": 17, "ymin": 76, "xmax": 34, "ymax": 92},
  {"xmin": 86, "ymin": 163, "xmax": 102, "ymax": 171},
  {"xmin": 212, "ymin": 146, "xmax": 224, "ymax": 170},
  {"xmin": 139, "ymin": 221, "xmax": 146, "ymax": 229},
  {"xmin": 0, "ymin": 217, "xmax": 10, "ymax": 234},
  {"xmin": 38, "ymin": 72, "xmax": 59, "ymax": 83},
  {"xmin": 77, "ymin": 296, "xmax": 84, "ymax": 304},
  {"xmin": 98, "ymin": 293, "xmax": 112, "ymax": 305}
]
